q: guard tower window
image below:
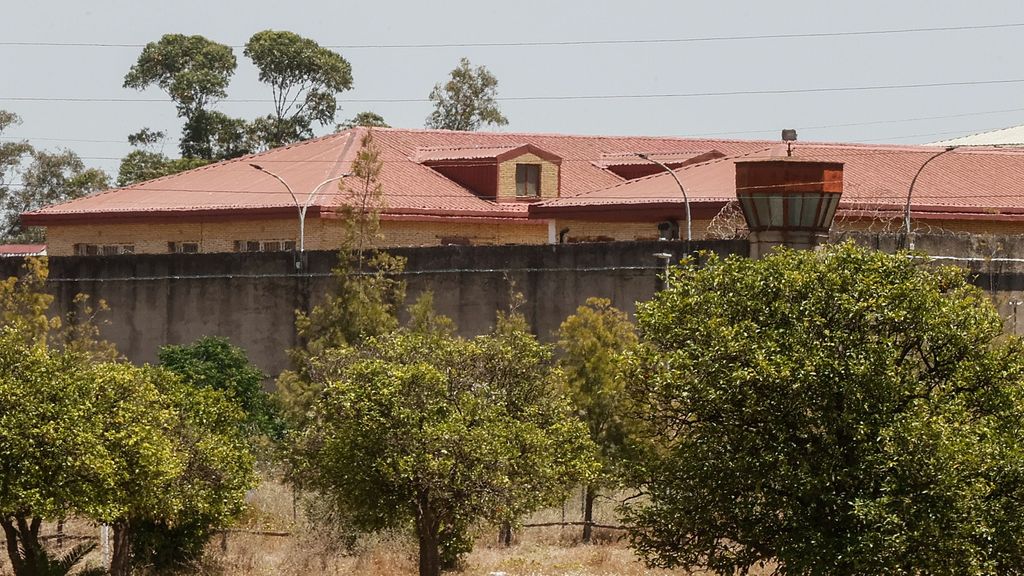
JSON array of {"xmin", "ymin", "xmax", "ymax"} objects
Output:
[{"xmin": 516, "ymin": 164, "xmax": 541, "ymax": 197}]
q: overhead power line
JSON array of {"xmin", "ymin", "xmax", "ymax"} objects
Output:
[
  {"xmin": 4, "ymin": 77, "xmax": 1024, "ymax": 106},
  {"xmin": 2, "ymin": 22, "xmax": 1023, "ymax": 50},
  {"xmin": 6, "ymin": 106, "xmax": 1024, "ymax": 147}
]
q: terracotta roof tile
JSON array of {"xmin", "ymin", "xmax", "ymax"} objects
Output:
[
  {"xmin": 0, "ymin": 244, "xmax": 46, "ymax": 255},
  {"xmin": 24, "ymin": 128, "xmax": 768, "ymax": 224},
  {"xmin": 532, "ymin": 142, "xmax": 1024, "ymax": 220}
]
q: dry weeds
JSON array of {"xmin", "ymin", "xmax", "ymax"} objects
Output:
[
  {"xmin": 0, "ymin": 481, "xmax": 769, "ymax": 576},
  {"xmin": 202, "ymin": 481, "xmax": 688, "ymax": 576}
]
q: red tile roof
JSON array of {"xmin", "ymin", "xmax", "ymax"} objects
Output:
[
  {"xmin": 532, "ymin": 142, "xmax": 1024, "ymax": 222},
  {"xmin": 0, "ymin": 244, "xmax": 46, "ymax": 256},
  {"xmin": 21, "ymin": 128, "xmax": 769, "ymax": 226},
  {"xmin": 25, "ymin": 128, "xmax": 1024, "ymax": 228}
]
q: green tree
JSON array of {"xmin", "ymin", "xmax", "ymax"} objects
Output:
[
  {"xmin": 123, "ymin": 372, "xmax": 256, "ymax": 575},
  {"xmin": 0, "ymin": 260, "xmax": 116, "ymax": 576},
  {"xmin": 341, "ymin": 129, "xmax": 385, "ymax": 261},
  {"xmin": 0, "ymin": 112, "xmax": 34, "ymax": 225},
  {"xmin": 557, "ymin": 297, "xmax": 637, "ymax": 543},
  {"xmin": 425, "ymin": 58, "xmax": 508, "ymax": 131},
  {"xmin": 276, "ymin": 131, "xmax": 404, "ymax": 423},
  {"xmin": 295, "ymin": 311, "xmax": 596, "ymax": 576},
  {"xmin": 123, "ymin": 34, "xmax": 245, "ymax": 160},
  {"xmin": 2, "ymin": 148, "xmax": 108, "ymax": 242},
  {"xmin": 88, "ymin": 363, "xmax": 183, "ymax": 576},
  {"xmin": 117, "ymin": 128, "xmax": 209, "ymax": 186},
  {"xmin": 0, "ymin": 330, "xmax": 110, "ymax": 576},
  {"xmin": 620, "ymin": 242, "xmax": 1024, "ymax": 576},
  {"xmin": 244, "ymin": 30, "xmax": 354, "ymax": 149},
  {"xmin": 338, "ymin": 111, "xmax": 389, "ymax": 130},
  {"xmin": 178, "ymin": 109, "xmax": 252, "ymax": 161},
  {"xmin": 0, "ymin": 261, "xmax": 254, "ymax": 576},
  {"xmin": 159, "ymin": 335, "xmax": 281, "ymax": 440}
]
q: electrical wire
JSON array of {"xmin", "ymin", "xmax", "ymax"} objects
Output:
[
  {"xmin": 3, "ymin": 22, "xmax": 1023, "ymax": 50},
  {"xmin": 5, "ymin": 77, "xmax": 1024, "ymax": 105}
]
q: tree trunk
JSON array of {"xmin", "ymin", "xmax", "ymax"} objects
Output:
[
  {"xmin": 582, "ymin": 484, "xmax": 596, "ymax": 544},
  {"xmin": 498, "ymin": 521, "xmax": 513, "ymax": 547},
  {"xmin": 110, "ymin": 520, "xmax": 132, "ymax": 576},
  {"xmin": 415, "ymin": 497, "xmax": 442, "ymax": 576},
  {"xmin": 1, "ymin": 515, "xmax": 44, "ymax": 576}
]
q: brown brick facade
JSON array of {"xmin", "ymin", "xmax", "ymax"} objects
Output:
[
  {"xmin": 497, "ymin": 153, "xmax": 560, "ymax": 200},
  {"xmin": 44, "ymin": 218, "xmax": 553, "ymax": 256},
  {"xmin": 555, "ymin": 219, "xmax": 716, "ymax": 242}
]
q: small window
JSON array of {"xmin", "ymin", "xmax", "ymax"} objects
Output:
[
  {"xmin": 236, "ymin": 239, "xmax": 292, "ymax": 252},
  {"xmin": 168, "ymin": 241, "xmax": 199, "ymax": 254},
  {"xmin": 439, "ymin": 236, "xmax": 471, "ymax": 246},
  {"xmin": 100, "ymin": 244, "xmax": 133, "ymax": 256},
  {"xmin": 516, "ymin": 164, "xmax": 541, "ymax": 197}
]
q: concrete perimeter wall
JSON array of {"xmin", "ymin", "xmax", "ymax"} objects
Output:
[
  {"xmin": 5, "ymin": 233, "xmax": 1024, "ymax": 381},
  {"xmin": 0, "ymin": 240, "xmax": 746, "ymax": 379}
]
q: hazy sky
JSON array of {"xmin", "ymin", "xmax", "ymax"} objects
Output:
[{"xmin": 5, "ymin": 0, "xmax": 1024, "ymax": 177}]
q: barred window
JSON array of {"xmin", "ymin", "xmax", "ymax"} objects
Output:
[
  {"xmin": 168, "ymin": 241, "xmax": 199, "ymax": 254},
  {"xmin": 516, "ymin": 164, "xmax": 541, "ymax": 197}
]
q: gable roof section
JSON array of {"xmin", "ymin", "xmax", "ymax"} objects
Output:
[
  {"xmin": 531, "ymin": 143, "xmax": 1024, "ymax": 222},
  {"xmin": 415, "ymin": 143, "xmax": 562, "ymax": 164},
  {"xmin": 22, "ymin": 128, "xmax": 769, "ymax": 226}
]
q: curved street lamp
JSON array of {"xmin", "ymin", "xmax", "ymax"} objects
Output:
[
  {"xmin": 249, "ymin": 164, "xmax": 351, "ymax": 263},
  {"xmin": 635, "ymin": 153, "xmax": 691, "ymax": 242},
  {"xmin": 902, "ymin": 146, "xmax": 956, "ymax": 249}
]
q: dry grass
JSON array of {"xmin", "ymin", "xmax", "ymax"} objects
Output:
[
  {"xmin": 203, "ymin": 481, "xmax": 689, "ymax": 576},
  {"xmin": 0, "ymin": 482, "xmax": 767, "ymax": 576},
  {"xmin": 203, "ymin": 528, "xmax": 681, "ymax": 576}
]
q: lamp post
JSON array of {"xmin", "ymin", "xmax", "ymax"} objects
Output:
[
  {"xmin": 653, "ymin": 252, "xmax": 673, "ymax": 290},
  {"xmin": 901, "ymin": 146, "xmax": 956, "ymax": 250},
  {"xmin": 636, "ymin": 153, "xmax": 691, "ymax": 242},
  {"xmin": 249, "ymin": 164, "xmax": 351, "ymax": 266}
]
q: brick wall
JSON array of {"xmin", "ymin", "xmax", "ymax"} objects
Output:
[
  {"xmin": 380, "ymin": 220, "xmax": 548, "ymax": 246},
  {"xmin": 45, "ymin": 217, "xmax": 552, "ymax": 255},
  {"xmin": 497, "ymin": 153, "xmax": 560, "ymax": 200},
  {"xmin": 555, "ymin": 219, "xmax": 715, "ymax": 242},
  {"xmin": 45, "ymin": 219, "xmax": 333, "ymax": 256}
]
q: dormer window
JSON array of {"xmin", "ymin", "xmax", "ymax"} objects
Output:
[
  {"xmin": 516, "ymin": 164, "xmax": 541, "ymax": 197},
  {"xmin": 415, "ymin": 144, "xmax": 560, "ymax": 201}
]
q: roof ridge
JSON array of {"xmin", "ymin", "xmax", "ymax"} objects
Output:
[
  {"xmin": 416, "ymin": 143, "xmax": 525, "ymax": 152},
  {"xmin": 368, "ymin": 126, "xmax": 783, "ymax": 145}
]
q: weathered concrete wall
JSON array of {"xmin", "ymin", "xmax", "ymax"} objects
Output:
[
  {"xmin": 0, "ymin": 240, "xmax": 746, "ymax": 378},
  {"xmin": 7, "ymin": 233, "xmax": 1024, "ymax": 381}
]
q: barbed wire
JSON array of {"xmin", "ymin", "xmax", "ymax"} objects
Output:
[{"xmin": 705, "ymin": 201, "xmax": 749, "ymax": 240}]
